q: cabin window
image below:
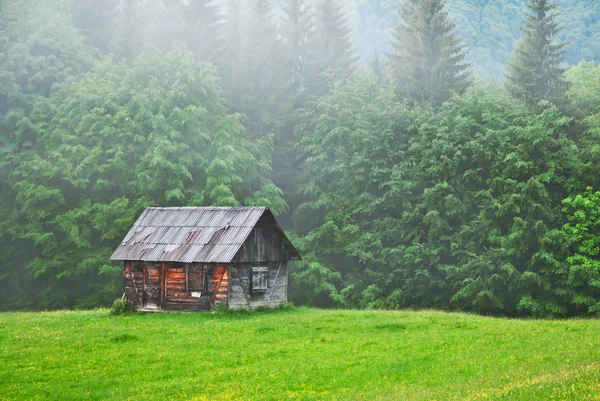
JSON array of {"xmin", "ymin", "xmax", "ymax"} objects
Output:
[
  {"xmin": 251, "ymin": 267, "xmax": 268, "ymax": 293},
  {"xmin": 187, "ymin": 268, "xmax": 204, "ymax": 296}
]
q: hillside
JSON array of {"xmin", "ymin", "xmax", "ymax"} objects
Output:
[{"xmin": 1, "ymin": 308, "xmax": 599, "ymax": 400}]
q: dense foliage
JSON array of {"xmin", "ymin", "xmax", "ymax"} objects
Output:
[
  {"xmin": 2, "ymin": 0, "xmax": 600, "ymax": 317},
  {"xmin": 293, "ymin": 77, "xmax": 590, "ymax": 316}
]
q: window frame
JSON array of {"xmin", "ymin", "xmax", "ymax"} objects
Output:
[
  {"xmin": 186, "ymin": 266, "xmax": 205, "ymax": 296},
  {"xmin": 251, "ymin": 267, "xmax": 269, "ymax": 293}
]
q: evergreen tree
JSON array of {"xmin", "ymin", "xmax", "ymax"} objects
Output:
[
  {"xmin": 505, "ymin": 0, "xmax": 570, "ymax": 110},
  {"xmin": 281, "ymin": 0, "xmax": 313, "ymax": 106},
  {"xmin": 71, "ymin": 0, "xmax": 119, "ymax": 54},
  {"xmin": 6, "ymin": 47, "xmax": 285, "ymax": 309},
  {"xmin": 116, "ymin": 0, "xmax": 142, "ymax": 61},
  {"xmin": 0, "ymin": 0, "xmax": 95, "ymax": 310},
  {"xmin": 307, "ymin": 0, "xmax": 357, "ymax": 97},
  {"xmin": 183, "ymin": 0, "xmax": 224, "ymax": 63},
  {"xmin": 136, "ymin": 0, "xmax": 187, "ymax": 53},
  {"xmin": 219, "ymin": 0, "xmax": 248, "ymax": 105},
  {"xmin": 389, "ymin": 0, "xmax": 470, "ymax": 105},
  {"xmin": 370, "ymin": 50, "xmax": 387, "ymax": 85},
  {"xmin": 220, "ymin": 0, "xmax": 287, "ymax": 140}
]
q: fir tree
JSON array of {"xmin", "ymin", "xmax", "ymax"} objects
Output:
[
  {"xmin": 505, "ymin": 0, "xmax": 570, "ymax": 110},
  {"xmin": 281, "ymin": 0, "xmax": 313, "ymax": 106},
  {"xmin": 389, "ymin": 0, "xmax": 470, "ymax": 105},
  {"xmin": 218, "ymin": 0, "xmax": 247, "ymax": 105},
  {"xmin": 136, "ymin": 0, "xmax": 190, "ymax": 53},
  {"xmin": 184, "ymin": 0, "xmax": 224, "ymax": 63},
  {"xmin": 71, "ymin": 0, "xmax": 119, "ymax": 54},
  {"xmin": 273, "ymin": 0, "xmax": 314, "ymax": 228},
  {"xmin": 116, "ymin": 0, "xmax": 142, "ymax": 61},
  {"xmin": 248, "ymin": 0, "xmax": 289, "ymax": 137},
  {"xmin": 307, "ymin": 0, "xmax": 357, "ymax": 97},
  {"xmin": 220, "ymin": 0, "xmax": 288, "ymax": 140},
  {"xmin": 370, "ymin": 50, "xmax": 387, "ymax": 85}
]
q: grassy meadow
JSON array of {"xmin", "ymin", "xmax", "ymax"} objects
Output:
[{"xmin": 0, "ymin": 308, "xmax": 599, "ymax": 400}]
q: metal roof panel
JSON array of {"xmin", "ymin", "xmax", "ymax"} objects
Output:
[{"xmin": 110, "ymin": 207, "xmax": 299, "ymax": 262}]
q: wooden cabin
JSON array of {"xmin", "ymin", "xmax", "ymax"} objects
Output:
[{"xmin": 110, "ymin": 207, "xmax": 301, "ymax": 312}]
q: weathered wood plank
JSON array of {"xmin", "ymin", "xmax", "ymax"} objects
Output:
[
  {"xmin": 166, "ymin": 296, "xmax": 198, "ymax": 303},
  {"xmin": 267, "ymin": 262, "xmax": 283, "ymax": 303},
  {"xmin": 211, "ymin": 266, "xmax": 229, "ymax": 307},
  {"xmin": 167, "ymin": 291, "xmax": 193, "ymax": 297},
  {"xmin": 167, "ymin": 283, "xmax": 186, "ymax": 290},
  {"xmin": 164, "ymin": 302, "xmax": 210, "ymax": 312},
  {"xmin": 124, "ymin": 263, "xmax": 143, "ymax": 306},
  {"xmin": 166, "ymin": 273, "xmax": 186, "ymax": 279}
]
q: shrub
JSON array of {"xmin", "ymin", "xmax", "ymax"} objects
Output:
[{"xmin": 109, "ymin": 297, "xmax": 135, "ymax": 316}]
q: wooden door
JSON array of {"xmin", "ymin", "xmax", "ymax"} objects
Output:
[{"xmin": 144, "ymin": 264, "xmax": 161, "ymax": 310}]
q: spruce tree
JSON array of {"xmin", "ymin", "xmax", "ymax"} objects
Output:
[
  {"xmin": 71, "ymin": 0, "xmax": 119, "ymax": 54},
  {"xmin": 116, "ymin": 0, "xmax": 142, "ymax": 61},
  {"xmin": 281, "ymin": 0, "xmax": 313, "ymax": 106},
  {"xmin": 370, "ymin": 51, "xmax": 386, "ymax": 85},
  {"xmin": 184, "ymin": 0, "xmax": 224, "ymax": 63},
  {"xmin": 505, "ymin": 0, "xmax": 570, "ymax": 110},
  {"xmin": 219, "ymin": 0, "xmax": 288, "ymax": 139},
  {"xmin": 307, "ymin": 0, "xmax": 357, "ymax": 97},
  {"xmin": 274, "ymin": 0, "xmax": 314, "ymax": 227},
  {"xmin": 137, "ymin": 0, "xmax": 192, "ymax": 54},
  {"xmin": 389, "ymin": 0, "xmax": 470, "ymax": 105},
  {"xmin": 219, "ymin": 0, "xmax": 247, "ymax": 103},
  {"xmin": 248, "ymin": 0, "xmax": 290, "ymax": 138}
]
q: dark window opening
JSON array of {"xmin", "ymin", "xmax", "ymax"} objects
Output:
[{"xmin": 251, "ymin": 267, "xmax": 268, "ymax": 293}]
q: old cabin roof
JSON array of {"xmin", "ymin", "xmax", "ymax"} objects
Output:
[{"xmin": 110, "ymin": 207, "xmax": 300, "ymax": 263}]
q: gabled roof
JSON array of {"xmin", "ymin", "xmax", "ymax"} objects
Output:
[{"xmin": 110, "ymin": 207, "xmax": 300, "ymax": 263}]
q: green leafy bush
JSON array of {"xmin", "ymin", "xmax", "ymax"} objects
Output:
[{"xmin": 109, "ymin": 297, "xmax": 135, "ymax": 316}]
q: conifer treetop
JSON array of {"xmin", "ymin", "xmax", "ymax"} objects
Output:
[
  {"xmin": 505, "ymin": 0, "xmax": 570, "ymax": 110},
  {"xmin": 389, "ymin": 0, "xmax": 471, "ymax": 106}
]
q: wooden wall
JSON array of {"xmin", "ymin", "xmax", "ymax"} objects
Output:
[
  {"xmin": 233, "ymin": 216, "xmax": 289, "ymax": 263},
  {"xmin": 124, "ymin": 262, "xmax": 144, "ymax": 308},
  {"xmin": 211, "ymin": 265, "xmax": 229, "ymax": 308},
  {"xmin": 123, "ymin": 262, "xmax": 229, "ymax": 312},
  {"xmin": 229, "ymin": 262, "xmax": 288, "ymax": 310},
  {"xmin": 163, "ymin": 264, "xmax": 210, "ymax": 312}
]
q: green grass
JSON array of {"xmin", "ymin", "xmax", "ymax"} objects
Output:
[{"xmin": 1, "ymin": 308, "xmax": 599, "ymax": 400}]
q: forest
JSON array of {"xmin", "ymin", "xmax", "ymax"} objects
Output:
[{"xmin": 2, "ymin": 0, "xmax": 600, "ymax": 317}]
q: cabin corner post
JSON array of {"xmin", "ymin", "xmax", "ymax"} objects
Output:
[
  {"xmin": 227, "ymin": 265, "xmax": 232, "ymax": 309},
  {"xmin": 284, "ymin": 261, "xmax": 288, "ymax": 304},
  {"xmin": 161, "ymin": 263, "xmax": 167, "ymax": 310},
  {"xmin": 210, "ymin": 264, "xmax": 230, "ymax": 310},
  {"xmin": 123, "ymin": 261, "xmax": 127, "ymax": 292}
]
